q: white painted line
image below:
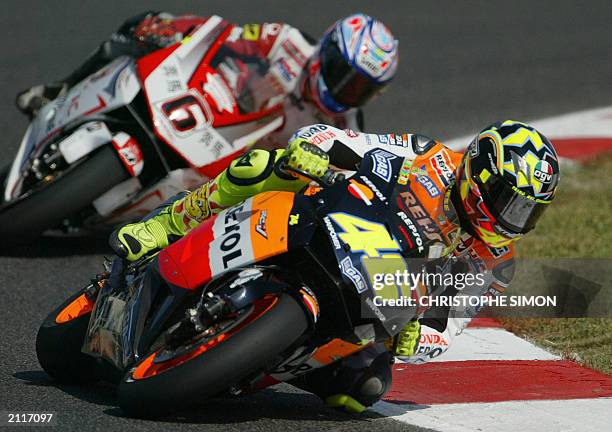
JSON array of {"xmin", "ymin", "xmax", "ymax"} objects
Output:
[
  {"xmin": 530, "ymin": 105, "xmax": 612, "ymax": 139},
  {"xmin": 443, "ymin": 104, "xmax": 612, "ymax": 154},
  {"xmin": 444, "ymin": 134, "xmax": 477, "ymax": 152},
  {"xmin": 429, "ymin": 328, "xmax": 560, "ymax": 362},
  {"xmin": 373, "ymin": 398, "xmax": 612, "ymax": 432},
  {"xmin": 233, "ymin": 116, "xmax": 284, "ymax": 149},
  {"xmin": 394, "ymin": 327, "xmax": 559, "ymax": 363}
]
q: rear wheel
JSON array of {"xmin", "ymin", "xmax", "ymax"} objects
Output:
[
  {"xmin": 117, "ymin": 293, "xmax": 308, "ymax": 417},
  {"xmin": 36, "ymin": 289, "xmax": 97, "ymax": 383},
  {"xmin": 0, "ymin": 145, "xmax": 128, "ymax": 245}
]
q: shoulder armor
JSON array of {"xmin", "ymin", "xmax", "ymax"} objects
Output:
[{"xmin": 411, "ymin": 134, "xmax": 436, "ymax": 155}]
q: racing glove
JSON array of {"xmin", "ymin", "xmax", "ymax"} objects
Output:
[
  {"xmin": 283, "ymin": 138, "xmax": 330, "ymax": 181},
  {"xmin": 386, "ymin": 320, "xmax": 421, "ymax": 357}
]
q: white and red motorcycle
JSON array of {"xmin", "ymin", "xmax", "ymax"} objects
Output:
[{"xmin": 0, "ymin": 16, "xmax": 290, "ymax": 243}]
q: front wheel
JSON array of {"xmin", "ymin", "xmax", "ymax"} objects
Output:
[
  {"xmin": 0, "ymin": 145, "xmax": 128, "ymax": 245},
  {"xmin": 36, "ymin": 289, "xmax": 97, "ymax": 383},
  {"xmin": 117, "ymin": 294, "xmax": 308, "ymax": 417}
]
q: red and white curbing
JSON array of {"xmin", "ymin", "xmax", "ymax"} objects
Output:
[
  {"xmin": 443, "ymin": 104, "xmax": 612, "ymax": 161},
  {"xmin": 372, "ymin": 107, "xmax": 612, "ymax": 431},
  {"xmin": 373, "ymin": 319, "xmax": 612, "ymax": 431}
]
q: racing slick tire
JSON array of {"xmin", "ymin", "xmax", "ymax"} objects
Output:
[
  {"xmin": 117, "ymin": 293, "xmax": 309, "ymax": 417},
  {"xmin": 36, "ymin": 289, "xmax": 97, "ymax": 383},
  {"xmin": 0, "ymin": 145, "xmax": 128, "ymax": 245}
]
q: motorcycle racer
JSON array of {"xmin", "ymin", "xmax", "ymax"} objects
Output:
[
  {"xmin": 16, "ymin": 11, "xmax": 398, "ymax": 148},
  {"xmin": 110, "ymin": 120, "xmax": 560, "ymax": 411}
]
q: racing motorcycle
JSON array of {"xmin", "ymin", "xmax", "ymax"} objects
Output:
[
  {"xmin": 36, "ymin": 150, "xmax": 446, "ymax": 416},
  {"xmin": 0, "ymin": 16, "xmax": 288, "ymax": 243}
]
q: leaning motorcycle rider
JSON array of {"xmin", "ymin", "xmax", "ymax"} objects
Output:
[
  {"xmin": 110, "ymin": 120, "xmax": 560, "ymax": 412},
  {"xmin": 16, "ymin": 11, "xmax": 398, "ymax": 147}
]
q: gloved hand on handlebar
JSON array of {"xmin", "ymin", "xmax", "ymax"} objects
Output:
[{"xmin": 282, "ymin": 138, "xmax": 330, "ymax": 182}]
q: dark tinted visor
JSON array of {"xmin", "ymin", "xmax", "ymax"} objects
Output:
[
  {"xmin": 319, "ymin": 40, "xmax": 384, "ymax": 107},
  {"xmin": 473, "ymin": 171, "xmax": 548, "ymax": 234}
]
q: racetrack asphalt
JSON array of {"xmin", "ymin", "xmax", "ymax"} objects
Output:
[{"xmin": 1, "ymin": 1, "xmax": 611, "ymax": 430}]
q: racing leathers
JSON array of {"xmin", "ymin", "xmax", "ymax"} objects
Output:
[
  {"xmin": 281, "ymin": 127, "xmax": 515, "ymax": 365},
  {"xmin": 16, "ymin": 11, "xmax": 361, "ymax": 145},
  {"xmin": 110, "ymin": 124, "xmax": 516, "ymax": 409}
]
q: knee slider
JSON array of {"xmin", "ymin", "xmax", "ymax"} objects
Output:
[{"xmin": 342, "ymin": 351, "xmax": 393, "ymax": 407}]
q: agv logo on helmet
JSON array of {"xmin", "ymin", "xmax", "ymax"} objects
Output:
[{"xmin": 533, "ymin": 160, "xmax": 554, "ymax": 184}]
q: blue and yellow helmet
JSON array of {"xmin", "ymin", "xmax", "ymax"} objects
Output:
[{"xmin": 457, "ymin": 120, "xmax": 560, "ymax": 247}]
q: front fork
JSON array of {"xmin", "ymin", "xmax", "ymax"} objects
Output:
[
  {"xmin": 83, "ymin": 258, "xmax": 114, "ymax": 301},
  {"xmin": 164, "ymin": 269, "xmax": 320, "ymax": 353}
]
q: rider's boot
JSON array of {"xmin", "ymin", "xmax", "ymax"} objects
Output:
[
  {"xmin": 15, "ymin": 34, "xmax": 146, "ymax": 119},
  {"xmin": 108, "ymin": 203, "xmax": 182, "ymax": 262},
  {"xmin": 110, "ymin": 139, "xmax": 329, "ymax": 261},
  {"xmin": 15, "ymin": 82, "xmax": 67, "ymax": 119}
]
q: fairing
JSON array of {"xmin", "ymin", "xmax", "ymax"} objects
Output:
[
  {"xmin": 4, "ymin": 57, "xmax": 140, "ymax": 200},
  {"xmin": 137, "ymin": 16, "xmax": 286, "ymax": 175},
  {"xmin": 159, "ymin": 191, "xmax": 295, "ymax": 289},
  {"xmin": 4, "ymin": 15, "xmax": 290, "ymax": 211},
  {"xmin": 80, "ymin": 150, "xmax": 453, "ymax": 380}
]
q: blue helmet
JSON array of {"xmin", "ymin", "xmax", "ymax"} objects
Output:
[{"xmin": 316, "ymin": 13, "xmax": 399, "ymax": 113}]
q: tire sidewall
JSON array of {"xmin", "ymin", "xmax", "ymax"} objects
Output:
[
  {"xmin": 0, "ymin": 145, "xmax": 128, "ymax": 243},
  {"xmin": 36, "ymin": 290, "xmax": 96, "ymax": 383},
  {"xmin": 117, "ymin": 294, "xmax": 308, "ymax": 417}
]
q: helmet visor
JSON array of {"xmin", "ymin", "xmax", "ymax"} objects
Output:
[
  {"xmin": 319, "ymin": 40, "xmax": 384, "ymax": 107},
  {"xmin": 473, "ymin": 171, "xmax": 549, "ymax": 234}
]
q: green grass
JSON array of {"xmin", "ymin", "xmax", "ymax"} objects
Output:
[
  {"xmin": 501, "ymin": 154, "xmax": 612, "ymax": 374},
  {"xmin": 516, "ymin": 155, "xmax": 612, "ymax": 259},
  {"xmin": 499, "ymin": 317, "xmax": 612, "ymax": 374}
]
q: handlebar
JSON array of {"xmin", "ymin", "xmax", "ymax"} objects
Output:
[{"xmin": 277, "ymin": 157, "xmax": 344, "ymax": 189}]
